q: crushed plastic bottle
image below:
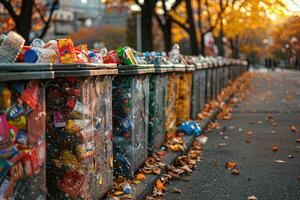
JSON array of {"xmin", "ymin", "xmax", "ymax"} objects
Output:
[
  {"xmin": 178, "ymin": 121, "xmax": 202, "ymax": 136},
  {"xmin": 0, "ymin": 31, "xmax": 25, "ymax": 63}
]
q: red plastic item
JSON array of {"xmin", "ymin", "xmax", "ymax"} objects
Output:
[
  {"xmin": 21, "ymin": 80, "xmax": 39, "ymax": 110},
  {"xmin": 27, "ymin": 99, "xmax": 45, "ymax": 144},
  {"xmin": 57, "ymin": 171, "xmax": 85, "ymax": 199}
]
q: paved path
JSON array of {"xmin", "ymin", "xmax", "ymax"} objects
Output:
[{"xmin": 164, "ymin": 71, "xmax": 300, "ymax": 200}]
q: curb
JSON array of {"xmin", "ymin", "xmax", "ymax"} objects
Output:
[{"xmin": 130, "ymin": 94, "xmax": 234, "ymax": 200}]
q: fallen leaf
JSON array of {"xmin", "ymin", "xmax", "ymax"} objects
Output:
[
  {"xmin": 238, "ymin": 128, "xmax": 243, "ymax": 132},
  {"xmin": 155, "ymin": 180, "xmax": 165, "ymax": 191},
  {"xmin": 247, "ymin": 195, "xmax": 258, "ymax": 200},
  {"xmin": 296, "ymin": 139, "xmax": 300, "ymax": 143},
  {"xmin": 122, "ymin": 194, "xmax": 135, "ymax": 199},
  {"xmin": 274, "ymin": 160, "xmax": 286, "ymax": 163},
  {"xmin": 225, "ymin": 161, "xmax": 237, "ymax": 169},
  {"xmin": 132, "ymin": 180, "xmax": 141, "ymax": 184},
  {"xmin": 171, "ymin": 188, "xmax": 181, "ymax": 193},
  {"xmin": 218, "ymin": 142, "xmax": 227, "ymax": 147},
  {"xmin": 231, "ymin": 169, "xmax": 240, "ymax": 175},
  {"xmin": 272, "ymin": 146, "xmax": 279, "ymax": 152},
  {"xmin": 291, "ymin": 126, "xmax": 298, "ymax": 132},
  {"xmin": 180, "ymin": 165, "xmax": 193, "ymax": 173},
  {"xmin": 223, "ymin": 136, "xmax": 229, "ymax": 140},
  {"xmin": 288, "ymin": 155, "xmax": 294, "ymax": 159},
  {"xmin": 257, "ymin": 121, "xmax": 262, "ymax": 124},
  {"xmin": 114, "ymin": 191, "xmax": 124, "ymax": 195},
  {"xmin": 247, "ymin": 131, "xmax": 253, "ymax": 135},
  {"xmin": 136, "ymin": 173, "xmax": 145, "ymax": 180},
  {"xmin": 246, "ymin": 140, "xmax": 251, "ymax": 143}
]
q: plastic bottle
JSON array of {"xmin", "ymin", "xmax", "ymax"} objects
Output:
[
  {"xmin": 121, "ymin": 182, "xmax": 131, "ymax": 194},
  {"xmin": 0, "ymin": 31, "xmax": 25, "ymax": 63},
  {"xmin": 30, "ymin": 38, "xmax": 45, "ymax": 48},
  {"xmin": 24, "ymin": 47, "xmax": 57, "ymax": 63},
  {"xmin": 88, "ymin": 52, "xmax": 102, "ymax": 63}
]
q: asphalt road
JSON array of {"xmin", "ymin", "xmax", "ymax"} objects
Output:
[{"xmin": 164, "ymin": 70, "xmax": 300, "ymax": 200}]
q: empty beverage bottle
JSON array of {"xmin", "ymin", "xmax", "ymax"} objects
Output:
[
  {"xmin": 0, "ymin": 31, "xmax": 25, "ymax": 63},
  {"xmin": 24, "ymin": 47, "xmax": 57, "ymax": 63},
  {"xmin": 30, "ymin": 38, "xmax": 45, "ymax": 48}
]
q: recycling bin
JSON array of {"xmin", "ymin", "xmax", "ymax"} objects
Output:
[
  {"xmin": 224, "ymin": 59, "xmax": 230, "ymax": 87},
  {"xmin": 205, "ymin": 62, "xmax": 213, "ymax": 103},
  {"xmin": 191, "ymin": 62, "xmax": 206, "ymax": 119},
  {"xmin": 217, "ymin": 61, "xmax": 224, "ymax": 95},
  {"xmin": 148, "ymin": 65, "xmax": 175, "ymax": 153},
  {"xmin": 113, "ymin": 65, "xmax": 153, "ymax": 179},
  {"xmin": 165, "ymin": 70, "xmax": 180, "ymax": 134},
  {"xmin": 0, "ymin": 64, "xmax": 53, "ymax": 200},
  {"xmin": 211, "ymin": 61, "xmax": 218, "ymax": 100},
  {"xmin": 45, "ymin": 64, "xmax": 117, "ymax": 199},
  {"xmin": 176, "ymin": 64, "xmax": 194, "ymax": 125}
]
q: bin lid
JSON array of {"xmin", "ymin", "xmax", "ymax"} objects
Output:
[
  {"xmin": 53, "ymin": 63, "xmax": 118, "ymax": 77},
  {"xmin": 153, "ymin": 64, "xmax": 174, "ymax": 73},
  {"xmin": 0, "ymin": 63, "xmax": 54, "ymax": 81},
  {"xmin": 53, "ymin": 63, "xmax": 117, "ymax": 70},
  {"xmin": 185, "ymin": 64, "xmax": 196, "ymax": 72},
  {"xmin": 117, "ymin": 64, "xmax": 155, "ymax": 75}
]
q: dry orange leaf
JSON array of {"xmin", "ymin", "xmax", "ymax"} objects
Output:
[
  {"xmin": 272, "ymin": 146, "xmax": 279, "ymax": 152},
  {"xmin": 114, "ymin": 191, "xmax": 124, "ymax": 196},
  {"xmin": 247, "ymin": 195, "xmax": 257, "ymax": 200},
  {"xmin": 231, "ymin": 169, "xmax": 240, "ymax": 175},
  {"xmin": 291, "ymin": 126, "xmax": 298, "ymax": 132},
  {"xmin": 296, "ymin": 139, "xmax": 300, "ymax": 143},
  {"xmin": 155, "ymin": 180, "xmax": 165, "ymax": 190},
  {"xmin": 136, "ymin": 173, "xmax": 145, "ymax": 180},
  {"xmin": 225, "ymin": 162, "xmax": 237, "ymax": 169}
]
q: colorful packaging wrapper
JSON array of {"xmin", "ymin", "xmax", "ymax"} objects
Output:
[{"xmin": 0, "ymin": 80, "xmax": 46, "ymax": 200}]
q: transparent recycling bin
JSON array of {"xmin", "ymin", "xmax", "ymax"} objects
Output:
[
  {"xmin": 0, "ymin": 64, "xmax": 53, "ymax": 200},
  {"xmin": 176, "ymin": 64, "xmax": 194, "ymax": 125},
  {"xmin": 191, "ymin": 63, "xmax": 206, "ymax": 119},
  {"xmin": 112, "ymin": 65, "xmax": 153, "ymax": 179},
  {"xmin": 148, "ymin": 65, "xmax": 174, "ymax": 153},
  {"xmin": 46, "ymin": 64, "xmax": 117, "ymax": 199},
  {"xmin": 205, "ymin": 62, "xmax": 213, "ymax": 103},
  {"xmin": 165, "ymin": 71, "xmax": 180, "ymax": 134}
]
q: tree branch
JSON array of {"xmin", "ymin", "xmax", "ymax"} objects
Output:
[
  {"xmin": 154, "ymin": 12, "xmax": 164, "ymax": 29},
  {"xmin": 0, "ymin": 0, "xmax": 18, "ymax": 22},
  {"xmin": 171, "ymin": 0, "xmax": 183, "ymax": 10},
  {"xmin": 34, "ymin": 2, "xmax": 46, "ymax": 23},
  {"xmin": 170, "ymin": 15, "xmax": 189, "ymax": 32},
  {"xmin": 38, "ymin": 0, "xmax": 58, "ymax": 39},
  {"xmin": 134, "ymin": 0, "xmax": 142, "ymax": 7}
]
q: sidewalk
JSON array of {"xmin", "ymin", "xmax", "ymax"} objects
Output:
[{"xmin": 164, "ymin": 71, "xmax": 300, "ymax": 200}]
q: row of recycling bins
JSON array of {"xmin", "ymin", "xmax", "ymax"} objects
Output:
[{"xmin": 0, "ymin": 59, "xmax": 247, "ymax": 199}]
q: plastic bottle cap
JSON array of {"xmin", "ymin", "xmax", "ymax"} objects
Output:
[
  {"xmin": 124, "ymin": 188, "xmax": 131, "ymax": 194},
  {"xmin": 24, "ymin": 49, "xmax": 38, "ymax": 63},
  {"xmin": 88, "ymin": 52, "xmax": 95, "ymax": 58}
]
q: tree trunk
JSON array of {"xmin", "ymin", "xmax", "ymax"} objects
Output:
[
  {"xmin": 185, "ymin": 0, "xmax": 199, "ymax": 55},
  {"xmin": 163, "ymin": 18, "xmax": 172, "ymax": 53},
  {"xmin": 229, "ymin": 38, "xmax": 235, "ymax": 58},
  {"xmin": 200, "ymin": 33, "xmax": 206, "ymax": 56},
  {"xmin": 16, "ymin": 0, "xmax": 34, "ymax": 44},
  {"xmin": 141, "ymin": 0, "xmax": 154, "ymax": 51},
  {"xmin": 218, "ymin": 0, "xmax": 224, "ymax": 57},
  {"xmin": 234, "ymin": 35, "xmax": 239, "ymax": 58}
]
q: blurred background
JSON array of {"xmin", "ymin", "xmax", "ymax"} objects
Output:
[{"xmin": 0, "ymin": 0, "xmax": 299, "ymax": 67}]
